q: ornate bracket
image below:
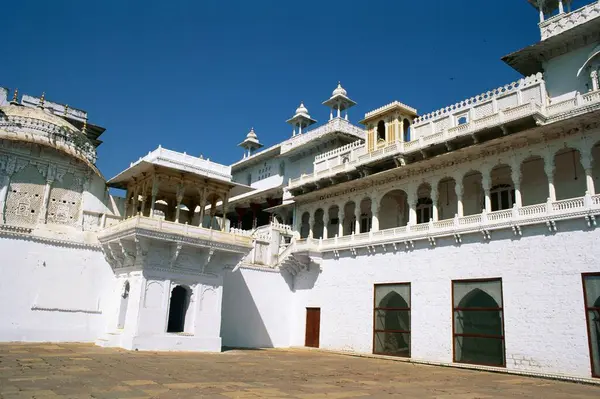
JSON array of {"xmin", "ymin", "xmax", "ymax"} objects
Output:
[
  {"xmin": 170, "ymin": 242, "xmax": 183, "ymax": 268},
  {"xmin": 546, "ymin": 220, "xmax": 557, "ymax": 232},
  {"xmin": 481, "ymin": 229, "xmax": 491, "ymax": 241},
  {"xmin": 428, "ymin": 236, "xmax": 436, "ymax": 247},
  {"xmin": 404, "ymin": 240, "xmax": 414, "ymax": 250},
  {"xmin": 202, "ymin": 248, "xmax": 215, "ymax": 274},
  {"xmin": 585, "ymin": 214, "xmax": 596, "ymax": 228},
  {"xmin": 511, "ymin": 224, "xmax": 522, "ymax": 236},
  {"xmin": 453, "ymin": 233, "xmax": 462, "ymax": 244}
]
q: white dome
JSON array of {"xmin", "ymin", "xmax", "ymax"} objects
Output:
[
  {"xmin": 246, "ymin": 127, "xmax": 258, "ymax": 140},
  {"xmin": 332, "ymin": 82, "xmax": 347, "ymax": 97},
  {"xmin": 295, "ymin": 102, "xmax": 310, "ymax": 116}
]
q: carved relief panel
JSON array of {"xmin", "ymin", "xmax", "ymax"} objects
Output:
[
  {"xmin": 4, "ymin": 164, "xmax": 45, "ymax": 226},
  {"xmin": 47, "ymin": 173, "xmax": 83, "ymax": 226}
]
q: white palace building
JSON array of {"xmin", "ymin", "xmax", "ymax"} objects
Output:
[{"xmin": 2, "ymin": 0, "xmax": 600, "ymax": 382}]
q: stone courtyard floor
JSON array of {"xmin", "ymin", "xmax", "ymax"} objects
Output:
[{"xmin": 0, "ymin": 343, "xmax": 599, "ymax": 398}]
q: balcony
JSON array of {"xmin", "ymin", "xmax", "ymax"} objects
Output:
[
  {"xmin": 280, "ymin": 117, "xmax": 365, "ymax": 155},
  {"xmin": 288, "ymin": 74, "xmax": 600, "ymax": 192},
  {"xmin": 539, "ymin": 1, "xmax": 600, "ymax": 40},
  {"xmin": 295, "ymin": 193, "xmax": 600, "ymax": 253},
  {"xmin": 98, "ymin": 215, "xmax": 253, "ymax": 249}
]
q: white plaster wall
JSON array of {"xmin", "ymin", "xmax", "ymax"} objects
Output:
[
  {"xmin": 544, "ymin": 43, "xmax": 596, "ymax": 103},
  {"xmin": 0, "ymin": 237, "xmax": 115, "ymax": 342},
  {"xmin": 290, "ymin": 220, "xmax": 599, "ymax": 379},
  {"xmin": 221, "ymin": 267, "xmax": 292, "ymax": 348}
]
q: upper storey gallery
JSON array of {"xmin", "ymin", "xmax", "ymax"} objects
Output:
[{"xmin": 287, "ymin": 0, "xmax": 600, "ymax": 194}]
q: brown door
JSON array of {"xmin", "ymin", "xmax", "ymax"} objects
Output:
[{"xmin": 305, "ymin": 307, "xmax": 320, "ymax": 348}]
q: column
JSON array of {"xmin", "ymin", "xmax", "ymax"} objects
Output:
[
  {"xmin": 337, "ymin": 104, "xmax": 341, "ymax": 119},
  {"xmin": 408, "ymin": 186, "xmax": 418, "ymax": 225},
  {"xmin": 199, "ymin": 187, "xmax": 207, "ymax": 226},
  {"xmin": 149, "ymin": 176, "xmax": 159, "ymax": 217},
  {"xmin": 123, "ymin": 187, "xmax": 130, "ymax": 218},
  {"xmin": 482, "ymin": 173, "xmax": 492, "ymax": 213},
  {"xmin": 558, "ymin": 0, "xmax": 564, "ymax": 14},
  {"xmin": 591, "ymin": 70, "xmax": 599, "ymax": 92},
  {"xmin": 174, "ymin": 182, "xmax": 185, "ymax": 223},
  {"xmin": 338, "ymin": 208, "xmax": 345, "ymax": 237},
  {"xmin": 354, "ymin": 203, "xmax": 361, "ymax": 234},
  {"xmin": 38, "ymin": 165, "xmax": 56, "ymax": 224},
  {"xmin": 221, "ymin": 192, "xmax": 229, "ymax": 231},
  {"xmin": 323, "ymin": 211, "xmax": 329, "ymax": 239},
  {"xmin": 581, "ymin": 150, "xmax": 596, "ymax": 195},
  {"xmin": 511, "ymin": 161, "xmax": 523, "ymax": 207},
  {"xmin": 454, "ymin": 177, "xmax": 464, "ymax": 217},
  {"xmin": 0, "ymin": 173, "xmax": 11, "ymax": 224},
  {"xmin": 140, "ymin": 182, "xmax": 148, "ymax": 216},
  {"xmin": 371, "ymin": 199, "xmax": 380, "ymax": 232},
  {"xmin": 132, "ymin": 184, "xmax": 140, "ymax": 216},
  {"xmin": 308, "ymin": 210, "xmax": 315, "ymax": 239},
  {"xmin": 544, "ymin": 152, "xmax": 557, "ymax": 201},
  {"xmin": 430, "ymin": 184, "xmax": 439, "ymax": 221}
]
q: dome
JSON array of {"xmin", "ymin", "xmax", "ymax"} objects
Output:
[
  {"xmin": 332, "ymin": 82, "xmax": 347, "ymax": 97},
  {"xmin": 0, "ymin": 103, "xmax": 79, "ymax": 131},
  {"xmin": 295, "ymin": 102, "xmax": 310, "ymax": 117},
  {"xmin": 246, "ymin": 127, "xmax": 258, "ymax": 140}
]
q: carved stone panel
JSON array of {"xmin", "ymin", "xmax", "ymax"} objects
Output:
[
  {"xmin": 47, "ymin": 173, "xmax": 83, "ymax": 226},
  {"xmin": 4, "ymin": 164, "xmax": 45, "ymax": 226}
]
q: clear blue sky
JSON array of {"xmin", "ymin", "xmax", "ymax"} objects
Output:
[{"xmin": 2, "ymin": 0, "xmax": 584, "ymax": 179}]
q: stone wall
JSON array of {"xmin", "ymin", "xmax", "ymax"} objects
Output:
[{"xmin": 0, "ymin": 236, "xmax": 114, "ymax": 342}]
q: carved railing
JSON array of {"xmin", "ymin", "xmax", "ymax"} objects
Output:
[
  {"xmin": 98, "ymin": 215, "xmax": 253, "ymax": 247},
  {"xmin": 539, "ymin": 1, "xmax": 600, "ymax": 40},
  {"xmin": 295, "ymin": 194, "xmax": 600, "ymax": 252},
  {"xmin": 0, "ymin": 115, "xmax": 97, "ymax": 164},
  {"xmin": 280, "ymin": 118, "xmax": 365, "ymax": 154},
  {"xmin": 137, "ymin": 146, "xmax": 231, "ymax": 180}
]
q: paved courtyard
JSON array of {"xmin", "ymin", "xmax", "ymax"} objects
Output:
[{"xmin": 0, "ymin": 343, "xmax": 599, "ymax": 398}]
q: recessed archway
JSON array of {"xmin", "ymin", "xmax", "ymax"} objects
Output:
[{"xmin": 167, "ymin": 285, "xmax": 191, "ymax": 333}]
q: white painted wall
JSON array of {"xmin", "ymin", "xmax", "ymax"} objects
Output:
[
  {"xmin": 221, "ymin": 266, "xmax": 293, "ymax": 348},
  {"xmin": 544, "ymin": 43, "xmax": 596, "ymax": 103},
  {"xmin": 0, "ymin": 237, "xmax": 115, "ymax": 342},
  {"xmin": 289, "ymin": 220, "xmax": 599, "ymax": 379}
]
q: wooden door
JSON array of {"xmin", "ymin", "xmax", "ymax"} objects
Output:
[{"xmin": 305, "ymin": 308, "xmax": 321, "ymax": 348}]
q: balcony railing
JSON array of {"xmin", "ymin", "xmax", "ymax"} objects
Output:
[
  {"xmin": 280, "ymin": 118, "xmax": 365, "ymax": 154},
  {"xmin": 539, "ymin": 1, "xmax": 600, "ymax": 40},
  {"xmin": 294, "ymin": 193, "xmax": 600, "ymax": 252},
  {"xmin": 98, "ymin": 215, "xmax": 253, "ymax": 247},
  {"xmin": 288, "ymin": 76, "xmax": 600, "ymax": 191}
]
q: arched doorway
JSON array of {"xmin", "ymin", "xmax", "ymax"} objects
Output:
[
  {"xmin": 453, "ymin": 279, "xmax": 505, "ymax": 366},
  {"xmin": 374, "ymin": 283, "xmax": 411, "ymax": 357},
  {"xmin": 377, "ymin": 120, "xmax": 386, "ymax": 142},
  {"xmin": 403, "ymin": 119, "xmax": 411, "ymax": 142},
  {"xmin": 167, "ymin": 285, "xmax": 191, "ymax": 333},
  {"xmin": 117, "ymin": 281, "xmax": 130, "ymax": 329},
  {"xmin": 583, "ymin": 273, "xmax": 600, "ymax": 377}
]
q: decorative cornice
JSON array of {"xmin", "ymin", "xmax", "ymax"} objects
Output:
[{"xmin": 0, "ymin": 224, "xmax": 102, "ymax": 251}]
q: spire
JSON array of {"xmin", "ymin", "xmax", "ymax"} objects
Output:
[
  {"xmin": 238, "ymin": 127, "xmax": 263, "ymax": 158},
  {"xmin": 38, "ymin": 92, "xmax": 45, "ymax": 109},
  {"xmin": 286, "ymin": 102, "xmax": 316, "ymax": 136},
  {"xmin": 10, "ymin": 88, "xmax": 19, "ymax": 105}
]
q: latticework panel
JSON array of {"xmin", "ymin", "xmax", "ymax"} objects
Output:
[
  {"xmin": 47, "ymin": 173, "xmax": 83, "ymax": 226},
  {"xmin": 497, "ymin": 93, "xmax": 518, "ymax": 110},
  {"xmin": 5, "ymin": 164, "xmax": 45, "ymax": 227},
  {"xmin": 472, "ymin": 102, "xmax": 494, "ymax": 120}
]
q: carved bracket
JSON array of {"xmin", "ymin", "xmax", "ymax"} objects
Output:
[
  {"xmin": 546, "ymin": 220, "xmax": 557, "ymax": 232},
  {"xmin": 170, "ymin": 242, "xmax": 183, "ymax": 268},
  {"xmin": 512, "ymin": 224, "xmax": 522, "ymax": 236},
  {"xmin": 585, "ymin": 214, "xmax": 596, "ymax": 228}
]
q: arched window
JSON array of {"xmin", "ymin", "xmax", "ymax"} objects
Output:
[
  {"xmin": 300, "ymin": 212, "xmax": 310, "ymax": 239},
  {"xmin": 403, "ymin": 119, "xmax": 411, "ymax": 142},
  {"xmin": 416, "ymin": 197, "xmax": 433, "ymax": 224},
  {"xmin": 583, "ymin": 273, "xmax": 600, "ymax": 377},
  {"xmin": 167, "ymin": 285, "xmax": 191, "ymax": 333},
  {"xmin": 490, "ymin": 184, "xmax": 515, "ymax": 211},
  {"xmin": 457, "ymin": 115, "xmax": 468, "ymax": 125},
  {"xmin": 377, "ymin": 120, "xmax": 386, "ymax": 142},
  {"xmin": 374, "ymin": 283, "xmax": 411, "ymax": 357},
  {"xmin": 453, "ymin": 279, "xmax": 505, "ymax": 366},
  {"xmin": 117, "ymin": 281, "xmax": 130, "ymax": 329}
]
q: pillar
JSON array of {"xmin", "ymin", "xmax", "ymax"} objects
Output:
[
  {"xmin": 482, "ymin": 174, "xmax": 492, "ymax": 213},
  {"xmin": 308, "ymin": 210, "xmax": 315, "ymax": 239},
  {"xmin": 199, "ymin": 187, "xmax": 207, "ymax": 226},
  {"xmin": 430, "ymin": 185, "xmax": 439, "ymax": 221},
  {"xmin": 408, "ymin": 187, "xmax": 418, "ymax": 225},
  {"xmin": 221, "ymin": 193, "xmax": 229, "ymax": 231},
  {"xmin": 338, "ymin": 209, "xmax": 345, "ymax": 237},
  {"xmin": 558, "ymin": 0, "xmax": 564, "ymax": 13},
  {"xmin": 544, "ymin": 152, "xmax": 557, "ymax": 201},
  {"xmin": 591, "ymin": 70, "xmax": 599, "ymax": 92},
  {"xmin": 132, "ymin": 184, "xmax": 140, "ymax": 216},
  {"xmin": 511, "ymin": 161, "xmax": 523, "ymax": 207},
  {"xmin": 150, "ymin": 176, "xmax": 159, "ymax": 217},
  {"xmin": 454, "ymin": 177, "xmax": 464, "ymax": 217},
  {"xmin": 123, "ymin": 187, "xmax": 130, "ymax": 218},
  {"xmin": 337, "ymin": 104, "xmax": 341, "ymax": 119},
  {"xmin": 0, "ymin": 173, "xmax": 11, "ymax": 224},
  {"xmin": 354, "ymin": 203, "xmax": 361, "ymax": 233},
  {"xmin": 174, "ymin": 183, "xmax": 185, "ymax": 223},
  {"xmin": 581, "ymin": 151, "xmax": 596, "ymax": 195},
  {"xmin": 371, "ymin": 199, "xmax": 380, "ymax": 232},
  {"xmin": 140, "ymin": 182, "xmax": 148, "ymax": 216},
  {"xmin": 323, "ymin": 211, "xmax": 329, "ymax": 239}
]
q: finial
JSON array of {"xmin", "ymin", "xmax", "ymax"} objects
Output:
[
  {"xmin": 39, "ymin": 92, "xmax": 45, "ymax": 108},
  {"xmin": 64, "ymin": 104, "xmax": 69, "ymax": 116},
  {"xmin": 11, "ymin": 88, "xmax": 19, "ymax": 104},
  {"xmin": 82, "ymin": 118, "xmax": 87, "ymax": 133}
]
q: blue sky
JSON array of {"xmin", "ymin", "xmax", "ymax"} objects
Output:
[{"xmin": 2, "ymin": 0, "xmax": 580, "ymax": 179}]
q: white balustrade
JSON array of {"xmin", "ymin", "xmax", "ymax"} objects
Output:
[{"xmin": 539, "ymin": 1, "xmax": 600, "ymax": 40}]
